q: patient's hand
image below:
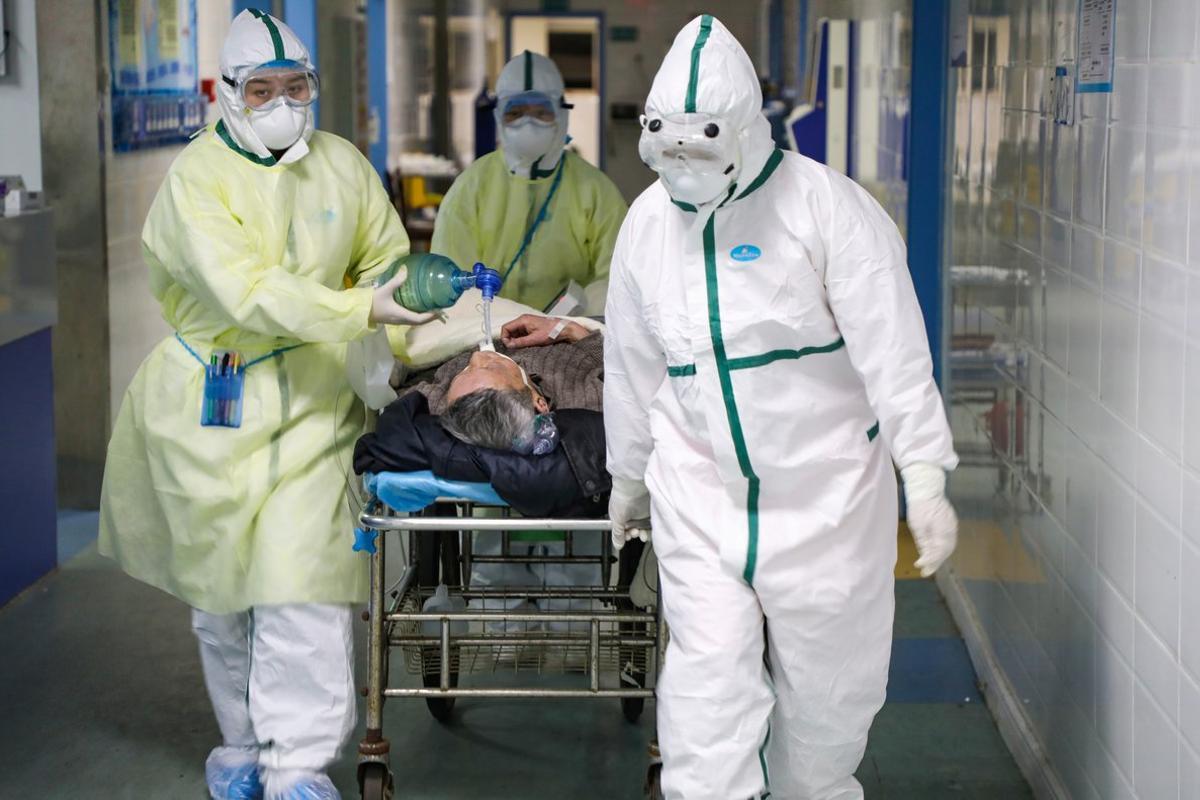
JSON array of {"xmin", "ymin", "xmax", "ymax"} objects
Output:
[{"xmin": 501, "ymin": 314, "xmax": 589, "ymax": 349}]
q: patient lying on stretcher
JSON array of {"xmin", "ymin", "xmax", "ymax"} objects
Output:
[
  {"xmin": 408, "ymin": 314, "xmax": 601, "ymax": 452},
  {"xmin": 351, "ymin": 298, "xmax": 610, "ymax": 627},
  {"xmin": 352, "ymin": 296, "xmax": 608, "ymax": 517}
]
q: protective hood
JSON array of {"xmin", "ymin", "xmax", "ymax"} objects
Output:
[
  {"xmin": 494, "ymin": 51, "xmax": 571, "ymax": 178},
  {"xmin": 643, "ymin": 15, "xmax": 774, "ymax": 208},
  {"xmin": 217, "ymin": 9, "xmax": 316, "ymax": 165}
]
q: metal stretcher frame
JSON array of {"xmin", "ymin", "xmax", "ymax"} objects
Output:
[{"xmin": 353, "ymin": 497, "xmax": 666, "ymax": 799}]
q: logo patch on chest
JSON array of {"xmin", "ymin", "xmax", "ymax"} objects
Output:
[{"xmin": 730, "ymin": 244, "xmax": 762, "ymax": 262}]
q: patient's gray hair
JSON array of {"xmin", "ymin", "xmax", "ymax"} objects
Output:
[{"xmin": 440, "ymin": 388, "xmax": 538, "ymax": 452}]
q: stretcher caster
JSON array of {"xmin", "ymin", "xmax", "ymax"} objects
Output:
[{"xmin": 358, "ymin": 762, "xmax": 394, "ymax": 800}]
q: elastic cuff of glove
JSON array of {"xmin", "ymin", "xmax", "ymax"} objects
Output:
[
  {"xmin": 611, "ymin": 476, "xmax": 650, "ymax": 500},
  {"xmin": 901, "ymin": 462, "xmax": 946, "ymax": 504}
]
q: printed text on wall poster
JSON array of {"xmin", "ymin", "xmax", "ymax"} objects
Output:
[{"xmin": 1077, "ymin": 0, "xmax": 1114, "ymax": 93}]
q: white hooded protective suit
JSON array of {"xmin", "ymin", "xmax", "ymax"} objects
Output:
[
  {"xmin": 216, "ymin": 8, "xmax": 316, "ymax": 164},
  {"xmin": 494, "ymin": 50, "xmax": 571, "ymax": 178},
  {"xmin": 604, "ymin": 16, "xmax": 957, "ymax": 800}
]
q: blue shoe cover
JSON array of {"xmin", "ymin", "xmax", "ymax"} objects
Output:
[
  {"xmin": 263, "ymin": 770, "xmax": 340, "ymax": 800},
  {"xmin": 206, "ymin": 746, "xmax": 264, "ymax": 800}
]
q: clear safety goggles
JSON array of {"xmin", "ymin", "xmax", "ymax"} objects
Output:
[
  {"xmin": 638, "ymin": 111, "xmax": 738, "ymax": 173},
  {"xmin": 498, "ymin": 91, "xmax": 563, "ymax": 127},
  {"xmin": 225, "ymin": 59, "xmax": 320, "ymax": 113}
]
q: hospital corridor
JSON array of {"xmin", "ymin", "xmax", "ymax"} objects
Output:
[{"xmin": 0, "ymin": 1, "xmax": 1193, "ymax": 799}]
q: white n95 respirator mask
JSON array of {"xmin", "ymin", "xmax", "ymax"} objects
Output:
[
  {"xmin": 502, "ymin": 120, "xmax": 559, "ymax": 165},
  {"xmin": 249, "ymin": 103, "xmax": 311, "ymax": 151}
]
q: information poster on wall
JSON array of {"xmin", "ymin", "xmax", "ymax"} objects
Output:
[
  {"xmin": 159, "ymin": 0, "xmax": 181, "ymax": 61},
  {"xmin": 110, "ymin": 0, "xmax": 198, "ymax": 93},
  {"xmin": 1076, "ymin": 0, "xmax": 1114, "ymax": 93},
  {"xmin": 109, "ymin": 0, "xmax": 206, "ymax": 151}
]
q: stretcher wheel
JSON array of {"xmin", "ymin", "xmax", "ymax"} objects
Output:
[
  {"xmin": 422, "ymin": 665, "xmax": 459, "ymax": 721},
  {"xmin": 621, "ymin": 696, "xmax": 645, "ymax": 723},
  {"xmin": 425, "ymin": 695, "xmax": 456, "ymax": 722},
  {"xmin": 358, "ymin": 762, "xmax": 393, "ymax": 800}
]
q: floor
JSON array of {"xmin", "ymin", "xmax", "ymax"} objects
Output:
[{"xmin": 0, "ymin": 514, "xmax": 1031, "ymax": 799}]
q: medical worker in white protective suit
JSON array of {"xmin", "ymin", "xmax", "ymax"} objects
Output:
[
  {"xmin": 98, "ymin": 11, "xmax": 433, "ymax": 800},
  {"xmin": 604, "ymin": 16, "xmax": 959, "ymax": 800}
]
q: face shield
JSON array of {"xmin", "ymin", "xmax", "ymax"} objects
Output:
[
  {"xmin": 638, "ymin": 111, "xmax": 741, "ymax": 206},
  {"xmin": 225, "ymin": 59, "xmax": 320, "ymax": 114}
]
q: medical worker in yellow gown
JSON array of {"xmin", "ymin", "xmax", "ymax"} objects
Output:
[
  {"xmin": 430, "ymin": 50, "xmax": 627, "ymax": 314},
  {"xmin": 98, "ymin": 11, "xmax": 430, "ymax": 800}
]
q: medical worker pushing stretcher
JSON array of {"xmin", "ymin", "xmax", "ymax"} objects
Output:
[
  {"xmin": 604, "ymin": 16, "xmax": 960, "ymax": 799},
  {"xmin": 431, "ymin": 51, "xmax": 627, "ymax": 314},
  {"xmin": 98, "ymin": 12, "xmax": 433, "ymax": 800}
]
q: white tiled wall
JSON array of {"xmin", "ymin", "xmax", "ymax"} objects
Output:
[{"xmin": 946, "ymin": 1, "xmax": 1200, "ymax": 797}]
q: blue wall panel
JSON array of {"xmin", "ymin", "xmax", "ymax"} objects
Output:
[
  {"xmin": 906, "ymin": 0, "xmax": 950, "ymax": 386},
  {"xmin": 0, "ymin": 330, "xmax": 58, "ymax": 606},
  {"xmin": 232, "ymin": 0, "xmax": 263, "ymax": 17},
  {"xmin": 366, "ymin": 0, "xmax": 389, "ymax": 179},
  {"xmin": 283, "ymin": 0, "xmax": 318, "ymax": 74},
  {"xmin": 789, "ymin": 20, "xmax": 829, "ymax": 164}
]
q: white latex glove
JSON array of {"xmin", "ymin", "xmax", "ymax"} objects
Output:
[
  {"xmin": 370, "ymin": 266, "xmax": 440, "ymax": 326},
  {"xmin": 609, "ymin": 476, "xmax": 651, "ymax": 551},
  {"xmin": 901, "ymin": 462, "xmax": 959, "ymax": 577}
]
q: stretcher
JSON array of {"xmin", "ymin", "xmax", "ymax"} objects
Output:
[{"xmin": 353, "ymin": 471, "xmax": 665, "ymax": 799}]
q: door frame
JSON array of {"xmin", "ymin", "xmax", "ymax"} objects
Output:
[{"xmin": 504, "ymin": 10, "xmax": 607, "ymax": 170}]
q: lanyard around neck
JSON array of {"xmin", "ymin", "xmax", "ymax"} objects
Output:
[{"xmin": 504, "ymin": 156, "xmax": 567, "ymax": 281}]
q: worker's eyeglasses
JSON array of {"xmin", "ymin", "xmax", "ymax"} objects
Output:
[{"xmin": 225, "ymin": 59, "xmax": 320, "ymax": 112}]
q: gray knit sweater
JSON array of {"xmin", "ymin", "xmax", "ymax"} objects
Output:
[{"xmin": 399, "ymin": 332, "xmax": 604, "ymax": 415}]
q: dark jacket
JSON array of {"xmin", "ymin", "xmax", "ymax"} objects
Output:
[{"xmin": 353, "ymin": 392, "xmax": 608, "ymax": 518}]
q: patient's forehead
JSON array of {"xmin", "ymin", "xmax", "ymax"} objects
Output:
[{"xmin": 447, "ymin": 357, "xmax": 527, "ymax": 404}]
